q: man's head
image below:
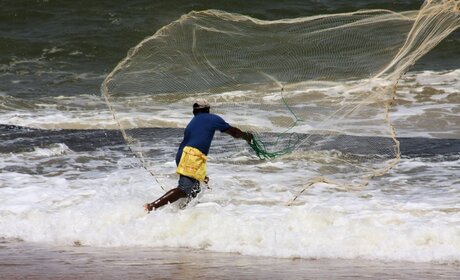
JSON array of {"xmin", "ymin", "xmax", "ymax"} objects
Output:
[{"xmin": 193, "ymin": 98, "xmax": 210, "ymax": 115}]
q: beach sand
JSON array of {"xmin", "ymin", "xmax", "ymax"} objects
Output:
[{"xmin": 1, "ymin": 240, "xmax": 458, "ymax": 279}]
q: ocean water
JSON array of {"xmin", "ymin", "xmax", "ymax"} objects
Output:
[{"xmin": 1, "ymin": 0, "xmax": 460, "ymax": 277}]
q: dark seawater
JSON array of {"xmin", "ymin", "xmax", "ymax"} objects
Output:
[
  {"xmin": 2, "ymin": 124, "xmax": 459, "ymax": 157},
  {"xmin": 1, "ymin": 0, "xmax": 459, "ymax": 100}
]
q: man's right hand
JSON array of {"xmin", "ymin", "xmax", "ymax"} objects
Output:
[{"xmin": 224, "ymin": 127, "xmax": 253, "ymax": 144}]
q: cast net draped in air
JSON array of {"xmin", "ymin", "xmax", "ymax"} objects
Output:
[{"xmin": 101, "ymin": 0, "xmax": 460, "ymax": 190}]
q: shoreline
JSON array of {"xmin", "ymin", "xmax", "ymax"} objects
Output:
[{"xmin": 1, "ymin": 240, "xmax": 459, "ymax": 279}]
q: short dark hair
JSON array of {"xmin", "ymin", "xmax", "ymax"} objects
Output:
[{"xmin": 193, "ymin": 107, "xmax": 210, "ymax": 115}]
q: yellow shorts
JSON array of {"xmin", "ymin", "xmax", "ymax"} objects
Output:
[{"xmin": 176, "ymin": 146, "xmax": 207, "ymax": 181}]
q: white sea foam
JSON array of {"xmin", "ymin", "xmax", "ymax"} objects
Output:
[
  {"xmin": 0, "ymin": 145, "xmax": 459, "ymax": 263},
  {"xmin": 1, "ymin": 70, "xmax": 458, "ymax": 138},
  {"xmin": 31, "ymin": 143, "xmax": 71, "ymax": 157}
]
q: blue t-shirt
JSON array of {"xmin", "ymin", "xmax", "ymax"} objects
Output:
[{"xmin": 176, "ymin": 112, "xmax": 231, "ymax": 165}]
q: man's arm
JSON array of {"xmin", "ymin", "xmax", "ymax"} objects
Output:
[{"xmin": 224, "ymin": 126, "xmax": 253, "ymax": 144}]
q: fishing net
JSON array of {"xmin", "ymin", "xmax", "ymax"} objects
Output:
[{"xmin": 101, "ymin": 0, "xmax": 460, "ymax": 190}]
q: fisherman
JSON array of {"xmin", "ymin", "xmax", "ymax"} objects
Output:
[{"xmin": 144, "ymin": 99, "xmax": 253, "ymax": 211}]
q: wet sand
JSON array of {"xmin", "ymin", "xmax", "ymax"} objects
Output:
[{"xmin": 0, "ymin": 240, "xmax": 459, "ymax": 279}]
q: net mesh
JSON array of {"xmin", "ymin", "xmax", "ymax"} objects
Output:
[{"xmin": 101, "ymin": 0, "xmax": 460, "ymax": 190}]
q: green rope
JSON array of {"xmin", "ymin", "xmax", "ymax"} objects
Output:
[
  {"xmin": 250, "ymin": 133, "xmax": 299, "ymax": 159},
  {"xmin": 249, "ymin": 88, "xmax": 303, "ymax": 160}
]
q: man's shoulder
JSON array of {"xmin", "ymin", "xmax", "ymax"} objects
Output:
[
  {"xmin": 196, "ymin": 112, "xmax": 225, "ymax": 121},
  {"xmin": 195, "ymin": 113, "xmax": 230, "ymax": 131},
  {"xmin": 208, "ymin": 113, "xmax": 225, "ymax": 120}
]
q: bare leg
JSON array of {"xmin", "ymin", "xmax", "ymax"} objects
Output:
[{"xmin": 144, "ymin": 187, "xmax": 187, "ymax": 212}]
